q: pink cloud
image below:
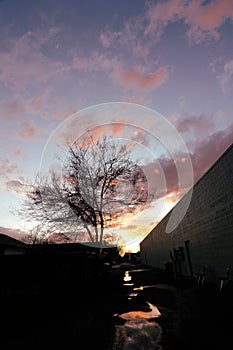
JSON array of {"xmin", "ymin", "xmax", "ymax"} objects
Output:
[
  {"xmin": 13, "ymin": 148, "xmax": 28, "ymax": 160},
  {"xmin": 0, "ymin": 93, "xmax": 48, "ymax": 120},
  {"xmin": 176, "ymin": 114, "xmax": 214, "ymax": 135},
  {"xmin": 75, "ymin": 123, "xmax": 126, "ymax": 146},
  {"xmin": 123, "ymin": 96, "xmax": 152, "ymax": 107},
  {"xmin": 99, "ymin": 0, "xmax": 233, "ymax": 62},
  {"xmin": 50, "ymin": 107, "xmax": 77, "ymax": 120},
  {"xmin": 111, "ymin": 65, "xmax": 168, "ymax": 91},
  {"xmin": 184, "ymin": 0, "xmax": 233, "ymax": 43},
  {"xmin": 5, "ymin": 179, "xmax": 28, "ymax": 196},
  {"xmin": 139, "ymin": 122, "xmax": 233, "ymax": 205},
  {"xmin": 73, "ymin": 51, "xmax": 168, "ymax": 93},
  {"xmin": 19, "ymin": 120, "xmax": 38, "ymax": 141},
  {"xmin": 100, "ymin": 28, "xmax": 121, "ymax": 48},
  {"xmin": 124, "ymin": 224, "xmax": 138, "ymax": 231},
  {"xmin": 73, "ymin": 57, "xmax": 89, "ymax": 70},
  {"xmin": 137, "ymin": 160, "xmax": 176, "ymax": 206},
  {"xmin": 72, "ymin": 51, "xmax": 118, "ymax": 73},
  {"xmin": 144, "ymin": 0, "xmax": 182, "ymax": 37},
  {"xmin": 145, "ymin": 0, "xmax": 233, "ymax": 44},
  {"xmin": 173, "ymin": 112, "xmax": 232, "ymax": 157},
  {"xmin": 190, "ymin": 123, "xmax": 233, "ymax": 182},
  {"xmin": 0, "ymin": 29, "xmax": 67, "ymax": 90},
  {"xmin": 0, "ymin": 158, "xmax": 19, "ymax": 178},
  {"xmin": 143, "ymin": 158, "xmax": 179, "ymax": 199},
  {"xmin": 0, "ymin": 115, "xmax": 48, "ymax": 144},
  {"xmin": 108, "ymin": 123, "xmax": 126, "ymax": 136}
]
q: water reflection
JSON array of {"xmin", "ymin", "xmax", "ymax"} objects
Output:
[
  {"xmin": 133, "ymin": 286, "xmax": 144, "ymax": 291},
  {"xmin": 113, "ymin": 303, "xmax": 162, "ymax": 350},
  {"xmin": 112, "ymin": 270, "xmax": 163, "ymax": 349},
  {"xmin": 129, "ymin": 268, "xmax": 153, "ymax": 273},
  {"xmin": 119, "ymin": 302, "xmax": 161, "ymax": 320},
  {"xmin": 124, "ymin": 271, "xmax": 132, "ymax": 282}
]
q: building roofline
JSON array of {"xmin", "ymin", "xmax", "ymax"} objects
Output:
[
  {"xmin": 191, "ymin": 142, "xmax": 233, "ymax": 189},
  {"xmin": 0, "ymin": 233, "xmax": 26, "ymax": 246},
  {"xmin": 140, "ymin": 142, "xmax": 233, "ymax": 245}
]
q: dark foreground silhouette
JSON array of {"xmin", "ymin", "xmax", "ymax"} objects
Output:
[{"xmin": 1, "ymin": 260, "xmax": 233, "ymax": 349}]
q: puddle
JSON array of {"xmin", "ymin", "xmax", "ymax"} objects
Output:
[
  {"xmin": 112, "ymin": 302, "xmax": 162, "ymax": 350},
  {"xmin": 112, "ymin": 270, "xmax": 163, "ymax": 350},
  {"xmin": 128, "ymin": 268, "xmax": 153, "ymax": 273},
  {"xmin": 124, "ymin": 271, "xmax": 132, "ymax": 282},
  {"xmin": 133, "ymin": 284, "xmax": 176, "ymax": 291},
  {"xmin": 133, "ymin": 285, "xmax": 157, "ymax": 290},
  {"xmin": 119, "ymin": 302, "xmax": 161, "ymax": 320}
]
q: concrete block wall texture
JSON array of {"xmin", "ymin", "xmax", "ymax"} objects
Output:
[{"xmin": 140, "ymin": 144, "xmax": 233, "ymax": 283}]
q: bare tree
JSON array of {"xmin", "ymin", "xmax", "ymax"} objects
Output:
[
  {"xmin": 20, "ymin": 225, "xmax": 71, "ymax": 245},
  {"xmin": 18, "ymin": 135, "xmax": 147, "ymax": 247},
  {"xmin": 20, "ymin": 226, "xmax": 49, "ymax": 244}
]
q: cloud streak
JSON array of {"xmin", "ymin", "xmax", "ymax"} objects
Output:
[
  {"xmin": 5, "ymin": 179, "xmax": 28, "ymax": 196},
  {"xmin": 175, "ymin": 114, "xmax": 215, "ymax": 137},
  {"xmin": 111, "ymin": 65, "xmax": 169, "ymax": 92},
  {"xmin": 0, "ymin": 27, "xmax": 67, "ymax": 91},
  {"xmin": 0, "ymin": 93, "xmax": 48, "ymax": 121},
  {"xmin": 0, "ymin": 158, "xmax": 19, "ymax": 178}
]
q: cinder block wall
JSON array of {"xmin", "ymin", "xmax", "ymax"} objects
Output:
[{"xmin": 140, "ymin": 144, "xmax": 233, "ymax": 282}]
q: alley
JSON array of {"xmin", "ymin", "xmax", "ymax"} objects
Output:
[{"xmin": 109, "ymin": 263, "xmax": 233, "ymax": 350}]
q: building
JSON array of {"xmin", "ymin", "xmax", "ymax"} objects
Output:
[
  {"xmin": 0, "ymin": 233, "xmax": 27, "ymax": 255},
  {"xmin": 0, "ymin": 233, "xmax": 120, "ymax": 295},
  {"xmin": 140, "ymin": 143, "xmax": 233, "ymax": 283}
]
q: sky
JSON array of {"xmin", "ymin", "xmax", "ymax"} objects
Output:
[{"xmin": 0, "ymin": 0, "xmax": 233, "ymax": 252}]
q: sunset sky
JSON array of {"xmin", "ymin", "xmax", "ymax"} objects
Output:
[{"xmin": 0, "ymin": 0, "xmax": 233, "ymax": 252}]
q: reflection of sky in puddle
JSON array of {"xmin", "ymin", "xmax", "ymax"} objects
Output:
[
  {"xmin": 133, "ymin": 284, "xmax": 176, "ymax": 291},
  {"xmin": 124, "ymin": 271, "xmax": 132, "ymax": 282},
  {"xmin": 133, "ymin": 286, "xmax": 144, "ymax": 291},
  {"xmin": 123, "ymin": 271, "xmax": 134, "ymax": 287},
  {"xmin": 119, "ymin": 303, "xmax": 161, "ymax": 320},
  {"xmin": 133, "ymin": 285, "xmax": 160, "ymax": 291},
  {"xmin": 113, "ymin": 270, "xmax": 163, "ymax": 349},
  {"xmin": 113, "ymin": 303, "xmax": 162, "ymax": 350}
]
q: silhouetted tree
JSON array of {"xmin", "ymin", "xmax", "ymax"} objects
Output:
[
  {"xmin": 21, "ymin": 225, "xmax": 71, "ymax": 244},
  {"xmin": 18, "ymin": 135, "xmax": 147, "ymax": 247}
]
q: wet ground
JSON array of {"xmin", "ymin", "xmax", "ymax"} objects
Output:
[
  {"xmin": 109, "ymin": 264, "xmax": 233, "ymax": 350},
  {"xmin": 1, "ymin": 263, "xmax": 233, "ymax": 349}
]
